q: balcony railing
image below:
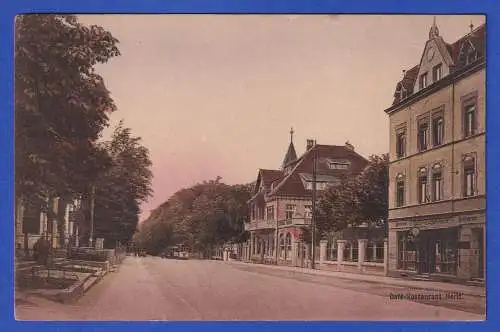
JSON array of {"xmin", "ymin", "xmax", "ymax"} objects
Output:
[
  {"xmin": 245, "ymin": 217, "xmax": 313, "ymax": 231},
  {"xmin": 278, "ymin": 217, "xmax": 311, "ymax": 226},
  {"xmin": 244, "ymin": 219, "xmax": 276, "ymax": 231}
]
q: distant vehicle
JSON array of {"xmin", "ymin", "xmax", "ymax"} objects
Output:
[{"xmin": 162, "ymin": 245, "xmax": 189, "ymax": 260}]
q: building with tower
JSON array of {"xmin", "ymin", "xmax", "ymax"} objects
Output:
[
  {"xmin": 243, "ymin": 129, "xmax": 369, "ymax": 266},
  {"xmin": 384, "ymin": 20, "xmax": 485, "ymax": 283}
]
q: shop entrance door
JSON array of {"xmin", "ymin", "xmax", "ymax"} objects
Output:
[{"xmin": 416, "ymin": 231, "xmax": 436, "ymax": 275}]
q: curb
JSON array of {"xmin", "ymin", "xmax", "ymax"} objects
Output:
[{"xmin": 226, "ymin": 260, "xmax": 485, "ymax": 298}]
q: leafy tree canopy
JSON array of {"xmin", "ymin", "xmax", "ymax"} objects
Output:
[
  {"xmin": 15, "ymin": 14, "xmax": 120, "ymax": 199},
  {"xmin": 134, "ymin": 179, "xmax": 252, "ymax": 255}
]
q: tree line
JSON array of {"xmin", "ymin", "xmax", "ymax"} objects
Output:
[
  {"xmin": 15, "ymin": 14, "xmax": 153, "ymax": 249},
  {"xmin": 133, "ymin": 178, "xmax": 252, "ymax": 256}
]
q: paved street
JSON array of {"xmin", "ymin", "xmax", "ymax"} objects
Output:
[{"xmin": 16, "ymin": 257, "xmax": 485, "ymax": 321}]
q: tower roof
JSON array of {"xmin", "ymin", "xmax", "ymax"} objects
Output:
[{"xmin": 282, "ymin": 127, "xmax": 298, "ymax": 169}]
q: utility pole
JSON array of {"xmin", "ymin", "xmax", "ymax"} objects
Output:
[
  {"xmin": 89, "ymin": 185, "xmax": 95, "ymax": 248},
  {"xmin": 311, "ymin": 149, "xmax": 317, "ymax": 269}
]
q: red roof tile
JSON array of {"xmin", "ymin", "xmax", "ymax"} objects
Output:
[{"xmin": 268, "ymin": 144, "xmax": 368, "ymax": 198}]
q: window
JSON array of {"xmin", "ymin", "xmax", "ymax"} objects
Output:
[
  {"xmin": 418, "ymin": 168, "xmax": 428, "ymax": 204},
  {"xmin": 401, "ymin": 89, "xmax": 408, "ymax": 100},
  {"xmin": 327, "ymin": 161, "xmax": 350, "ymax": 170},
  {"xmin": 432, "ymin": 64, "xmax": 442, "ymax": 82},
  {"xmin": 285, "ymin": 204, "xmax": 295, "ymax": 222},
  {"xmin": 266, "ymin": 206, "xmax": 274, "ymax": 220},
  {"xmin": 466, "ymin": 50, "xmax": 477, "ymax": 65},
  {"xmin": 279, "ymin": 234, "xmax": 285, "ymax": 259},
  {"xmin": 432, "ymin": 115, "xmax": 444, "ymax": 146},
  {"xmin": 304, "ymin": 205, "xmax": 312, "ymax": 219},
  {"xmin": 285, "ymin": 233, "xmax": 292, "ymax": 260},
  {"xmin": 463, "ymin": 157, "xmax": 475, "ymax": 197},
  {"xmin": 397, "ymin": 231, "xmax": 417, "ymax": 271},
  {"xmin": 396, "ymin": 174, "xmax": 405, "ymax": 207},
  {"xmin": 419, "ymin": 72, "xmax": 428, "ymax": 90},
  {"xmin": 463, "ymin": 101, "xmax": 477, "ymax": 137},
  {"xmin": 251, "ymin": 205, "xmax": 256, "ymax": 220},
  {"xmin": 305, "ymin": 181, "xmax": 328, "ymax": 190},
  {"xmin": 418, "ymin": 121, "xmax": 428, "ymax": 151},
  {"xmin": 432, "ymin": 165, "xmax": 443, "ymax": 201},
  {"xmin": 396, "ymin": 130, "xmax": 406, "ymax": 158}
]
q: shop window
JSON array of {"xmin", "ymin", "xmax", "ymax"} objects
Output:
[{"xmin": 397, "ymin": 231, "xmax": 417, "ymax": 271}]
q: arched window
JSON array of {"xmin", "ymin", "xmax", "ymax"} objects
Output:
[
  {"xmin": 418, "ymin": 167, "xmax": 429, "ymax": 204},
  {"xmin": 432, "ymin": 163, "xmax": 443, "ymax": 201},
  {"xmin": 396, "ymin": 174, "xmax": 405, "ymax": 207},
  {"xmin": 463, "ymin": 155, "xmax": 476, "ymax": 197}
]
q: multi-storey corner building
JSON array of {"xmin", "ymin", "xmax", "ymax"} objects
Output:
[
  {"xmin": 384, "ymin": 21, "xmax": 485, "ymax": 282},
  {"xmin": 243, "ymin": 130, "xmax": 368, "ymax": 266}
]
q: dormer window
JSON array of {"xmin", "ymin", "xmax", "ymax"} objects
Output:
[
  {"xmin": 327, "ymin": 160, "xmax": 350, "ymax": 170},
  {"xmin": 466, "ymin": 50, "xmax": 477, "ymax": 65},
  {"xmin": 304, "ymin": 181, "xmax": 329, "ymax": 191},
  {"xmin": 419, "ymin": 72, "xmax": 428, "ymax": 90},
  {"xmin": 432, "ymin": 64, "xmax": 442, "ymax": 82},
  {"xmin": 459, "ymin": 41, "xmax": 478, "ymax": 66}
]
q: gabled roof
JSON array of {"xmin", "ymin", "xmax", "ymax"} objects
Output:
[
  {"xmin": 251, "ymin": 168, "xmax": 284, "ymax": 197},
  {"xmin": 392, "ymin": 23, "xmax": 485, "ymax": 106},
  {"xmin": 267, "ymin": 144, "xmax": 368, "ymax": 198}
]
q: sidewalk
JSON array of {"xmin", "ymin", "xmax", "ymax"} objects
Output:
[{"xmin": 225, "ymin": 260, "xmax": 485, "ymax": 297}]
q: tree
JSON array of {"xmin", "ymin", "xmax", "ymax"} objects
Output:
[
  {"xmin": 316, "ymin": 154, "xmax": 389, "ymax": 237},
  {"xmin": 92, "ymin": 122, "xmax": 153, "ymax": 248},
  {"xmin": 356, "ymin": 154, "xmax": 389, "ymax": 232},
  {"xmin": 316, "ymin": 174, "xmax": 360, "ymax": 237},
  {"xmin": 15, "ymin": 14, "xmax": 120, "ymax": 202}
]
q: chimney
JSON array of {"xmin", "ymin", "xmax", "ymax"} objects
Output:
[
  {"xmin": 306, "ymin": 139, "xmax": 315, "ymax": 150},
  {"xmin": 345, "ymin": 141, "xmax": 354, "ymax": 151}
]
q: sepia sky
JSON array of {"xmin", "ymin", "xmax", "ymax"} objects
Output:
[{"xmin": 77, "ymin": 14, "xmax": 485, "ymax": 221}]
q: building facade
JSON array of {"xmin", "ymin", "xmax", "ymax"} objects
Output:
[
  {"xmin": 244, "ymin": 130, "xmax": 369, "ymax": 266},
  {"xmin": 384, "ymin": 21, "xmax": 485, "ymax": 282},
  {"xmin": 15, "ymin": 195, "xmax": 83, "ymax": 255}
]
